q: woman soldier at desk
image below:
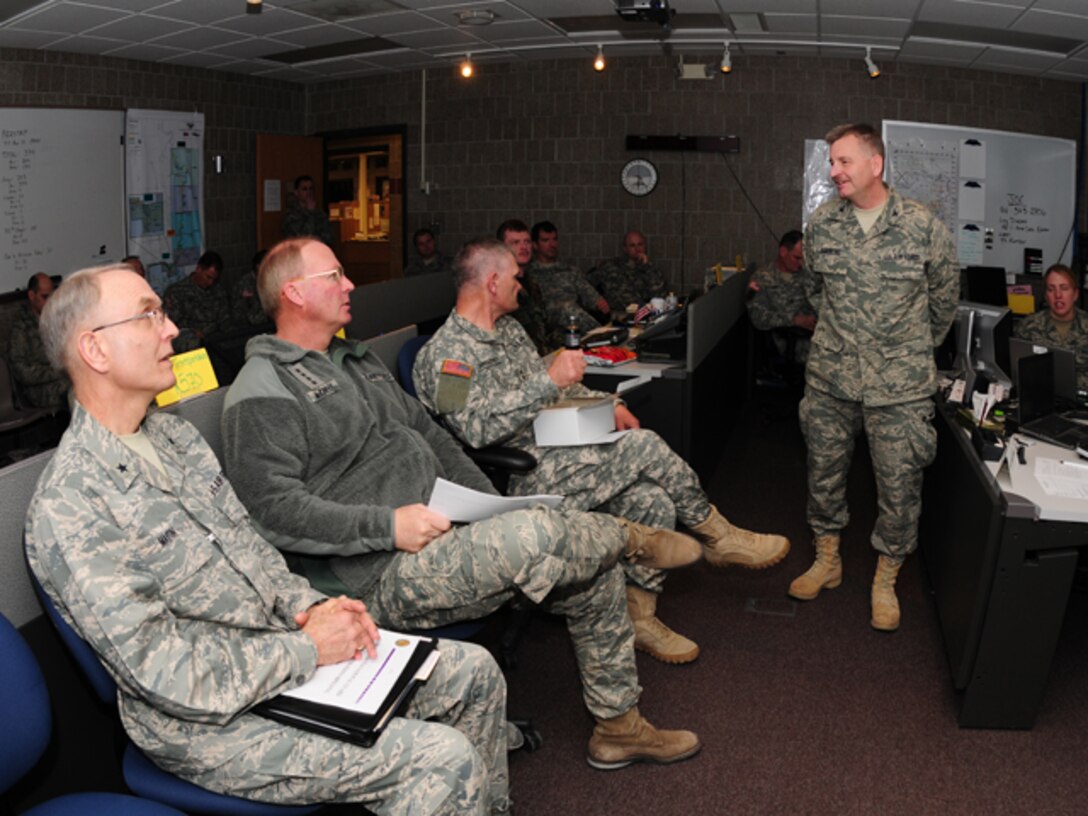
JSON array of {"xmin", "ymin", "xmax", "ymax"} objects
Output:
[{"xmin": 1014, "ymin": 263, "xmax": 1088, "ymax": 394}]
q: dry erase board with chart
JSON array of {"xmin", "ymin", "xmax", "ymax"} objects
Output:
[
  {"xmin": 0, "ymin": 108, "xmax": 125, "ymax": 292},
  {"xmin": 882, "ymin": 120, "xmax": 1075, "ymax": 275}
]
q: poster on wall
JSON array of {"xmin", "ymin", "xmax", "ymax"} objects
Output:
[{"xmin": 125, "ymin": 109, "xmax": 205, "ymax": 294}]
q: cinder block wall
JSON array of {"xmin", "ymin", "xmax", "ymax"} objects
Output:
[{"xmin": 307, "ymin": 54, "xmax": 1084, "ymax": 293}]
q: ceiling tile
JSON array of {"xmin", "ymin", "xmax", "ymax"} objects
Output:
[
  {"xmin": 85, "ymin": 13, "xmax": 192, "ymax": 41},
  {"xmin": 43, "ymin": 34, "xmax": 127, "ymax": 53},
  {"xmin": 1012, "ymin": 9, "xmax": 1088, "ymax": 42},
  {"xmin": 148, "ymin": 24, "xmax": 251, "ymax": 50},
  {"xmin": 916, "ymin": 0, "xmax": 1025, "ymax": 28},
  {"xmin": 0, "ymin": 29, "xmax": 59, "ymax": 47},
  {"xmin": 103, "ymin": 41, "xmax": 188, "ymax": 61},
  {"xmin": 822, "ymin": 15, "xmax": 912, "ymax": 38},
  {"xmin": 8, "ymin": 2, "xmax": 127, "ymax": 34}
]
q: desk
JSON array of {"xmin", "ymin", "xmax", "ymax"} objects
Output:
[{"xmin": 920, "ymin": 403, "xmax": 1087, "ymax": 728}]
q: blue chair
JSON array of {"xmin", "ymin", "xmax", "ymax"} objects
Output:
[
  {"xmin": 0, "ymin": 611, "xmax": 186, "ymax": 816},
  {"xmin": 28, "ymin": 573, "xmax": 324, "ymax": 815}
]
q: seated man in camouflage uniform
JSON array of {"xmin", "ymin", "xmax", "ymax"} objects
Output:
[
  {"xmin": 27, "ymin": 262, "xmax": 511, "ymax": 815},
  {"xmin": 414, "ymin": 239, "xmax": 791, "ymax": 666},
  {"xmin": 163, "ymin": 250, "xmax": 232, "ymax": 353},
  {"xmin": 7, "ymin": 271, "xmax": 69, "ymax": 411},
  {"xmin": 587, "ymin": 230, "xmax": 668, "ymax": 316},
  {"xmin": 1013, "ymin": 263, "xmax": 1088, "ymax": 393},
  {"xmin": 221, "ymin": 236, "xmax": 702, "ymax": 771},
  {"xmin": 746, "ymin": 230, "xmax": 817, "ymax": 364},
  {"xmin": 404, "ymin": 228, "xmax": 455, "ymax": 277},
  {"xmin": 498, "ymin": 219, "xmax": 550, "ymax": 355},
  {"xmin": 527, "ymin": 221, "xmax": 609, "ymax": 346}
]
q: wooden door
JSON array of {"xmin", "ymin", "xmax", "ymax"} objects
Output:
[{"xmin": 255, "ymin": 135, "xmax": 324, "ymax": 252}]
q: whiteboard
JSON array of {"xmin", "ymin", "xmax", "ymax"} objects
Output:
[
  {"xmin": 882, "ymin": 120, "xmax": 1076, "ymax": 275},
  {"xmin": 0, "ymin": 108, "xmax": 125, "ymax": 292}
]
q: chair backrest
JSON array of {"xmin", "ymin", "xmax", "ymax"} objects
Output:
[
  {"xmin": 396, "ymin": 334, "xmax": 432, "ymax": 399},
  {"xmin": 29, "ymin": 566, "xmax": 119, "ymax": 707},
  {"xmin": 157, "ymin": 387, "xmax": 228, "ymax": 464},
  {"xmin": 0, "ymin": 611, "xmax": 52, "ymax": 792}
]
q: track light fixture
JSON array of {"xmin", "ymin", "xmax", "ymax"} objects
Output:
[
  {"xmin": 246, "ymin": 0, "xmax": 262, "ymax": 14},
  {"xmin": 864, "ymin": 47, "xmax": 880, "ymax": 78},
  {"xmin": 594, "ymin": 44, "xmax": 606, "ymax": 72},
  {"xmin": 720, "ymin": 43, "xmax": 732, "ymax": 74},
  {"xmin": 460, "ymin": 53, "xmax": 474, "ymax": 78}
]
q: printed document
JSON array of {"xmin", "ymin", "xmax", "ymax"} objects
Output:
[{"xmin": 428, "ymin": 477, "xmax": 562, "ymax": 523}]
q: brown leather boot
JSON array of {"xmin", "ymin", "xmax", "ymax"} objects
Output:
[
  {"xmin": 871, "ymin": 555, "xmax": 903, "ymax": 632},
  {"xmin": 788, "ymin": 535, "xmax": 842, "ymax": 600},
  {"xmin": 587, "ymin": 706, "xmax": 701, "ymax": 770},
  {"xmin": 626, "ymin": 585, "xmax": 699, "ymax": 664},
  {"xmin": 618, "ymin": 518, "xmax": 702, "ymax": 570},
  {"xmin": 688, "ymin": 505, "xmax": 790, "ymax": 568}
]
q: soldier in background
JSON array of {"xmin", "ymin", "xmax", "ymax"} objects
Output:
[
  {"xmin": 232, "ymin": 249, "xmax": 272, "ymax": 329},
  {"xmin": 26, "ymin": 262, "xmax": 511, "ymax": 814},
  {"xmin": 163, "ymin": 250, "xmax": 231, "ymax": 353},
  {"xmin": 404, "ymin": 228, "xmax": 454, "ymax": 277},
  {"xmin": 8, "ymin": 272, "xmax": 69, "ymax": 411},
  {"xmin": 746, "ymin": 230, "xmax": 817, "ymax": 363},
  {"xmin": 414, "ymin": 239, "xmax": 790, "ymax": 665},
  {"xmin": 1013, "ymin": 263, "xmax": 1088, "ymax": 393},
  {"xmin": 497, "ymin": 219, "xmax": 550, "ymax": 355},
  {"xmin": 281, "ymin": 175, "xmax": 334, "ymax": 246},
  {"xmin": 527, "ymin": 221, "xmax": 608, "ymax": 345},
  {"xmin": 588, "ymin": 230, "xmax": 667, "ymax": 315},
  {"xmin": 789, "ymin": 123, "xmax": 958, "ymax": 632}
]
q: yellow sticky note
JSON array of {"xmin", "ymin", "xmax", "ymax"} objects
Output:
[
  {"xmin": 1007, "ymin": 285, "xmax": 1036, "ymax": 316},
  {"xmin": 155, "ymin": 348, "xmax": 220, "ymax": 407}
]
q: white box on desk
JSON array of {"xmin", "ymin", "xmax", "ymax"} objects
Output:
[{"xmin": 533, "ymin": 397, "xmax": 617, "ymax": 447}]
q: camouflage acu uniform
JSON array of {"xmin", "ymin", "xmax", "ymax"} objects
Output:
[
  {"xmin": 511, "ymin": 267, "xmax": 551, "ymax": 355},
  {"xmin": 7, "ymin": 302, "xmax": 69, "ymax": 410},
  {"xmin": 802, "ymin": 187, "xmax": 958, "ymax": 558},
  {"xmin": 222, "ymin": 335, "xmax": 642, "ymax": 720},
  {"xmin": 587, "ymin": 256, "xmax": 667, "ymax": 311},
  {"xmin": 231, "ymin": 270, "xmax": 272, "ymax": 329},
  {"xmin": 1013, "ymin": 307, "xmax": 1088, "ymax": 392},
  {"xmin": 526, "ymin": 260, "xmax": 602, "ymax": 344},
  {"xmin": 26, "ymin": 404, "xmax": 510, "ymax": 815},
  {"xmin": 282, "ymin": 204, "xmax": 334, "ymax": 246},
  {"xmin": 405, "ymin": 254, "xmax": 455, "ymax": 278},
  {"xmin": 747, "ymin": 262, "xmax": 816, "ymax": 362},
  {"xmin": 413, "ymin": 311, "xmax": 715, "ymax": 594},
  {"xmin": 163, "ymin": 275, "xmax": 232, "ymax": 353}
]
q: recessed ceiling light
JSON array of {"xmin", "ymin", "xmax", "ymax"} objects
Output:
[{"xmin": 457, "ymin": 9, "xmax": 496, "ymax": 27}]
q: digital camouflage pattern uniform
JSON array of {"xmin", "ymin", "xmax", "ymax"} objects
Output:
[
  {"xmin": 404, "ymin": 254, "xmax": 455, "ymax": 278},
  {"xmin": 1013, "ymin": 306, "xmax": 1088, "ymax": 393},
  {"xmin": 231, "ymin": 270, "xmax": 272, "ymax": 328},
  {"xmin": 414, "ymin": 311, "xmax": 716, "ymax": 594},
  {"xmin": 525, "ymin": 260, "xmax": 602, "ymax": 344},
  {"xmin": 221, "ymin": 335, "xmax": 642, "ymax": 721},
  {"xmin": 511, "ymin": 267, "xmax": 551, "ymax": 355},
  {"xmin": 163, "ymin": 274, "xmax": 232, "ymax": 353},
  {"xmin": 802, "ymin": 187, "xmax": 958, "ymax": 558},
  {"xmin": 747, "ymin": 262, "xmax": 817, "ymax": 362},
  {"xmin": 26, "ymin": 404, "xmax": 510, "ymax": 815},
  {"xmin": 282, "ymin": 204, "xmax": 334, "ymax": 246},
  {"xmin": 587, "ymin": 257, "xmax": 667, "ymax": 311},
  {"xmin": 7, "ymin": 302, "xmax": 69, "ymax": 410}
]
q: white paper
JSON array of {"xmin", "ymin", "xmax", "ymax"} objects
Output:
[
  {"xmin": 263, "ymin": 179, "xmax": 282, "ymax": 212},
  {"xmin": 960, "ymin": 138, "xmax": 987, "ymax": 179},
  {"xmin": 1033, "ymin": 458, "xmax": 1088, "ymax": 500},
  {"xmin": 283, "ymin": 629, "xmax": 426, "ymax": 716},
  {"xmin": 536, "ymin": 429, "xmax": 629, "ymax": 447},
  {"xmin": 958, "ymin": 180, "xmax": 986, "ymax": 222},
  {"xmin": 958, "ymin": 223, "xmax": 984, "ymax": 266},
  {"xmin": 427, "ymin": 477, "xmax": 562, "ymax": 523}
]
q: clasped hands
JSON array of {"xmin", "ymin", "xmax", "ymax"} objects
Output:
[{"xmin": 297, "ymin": 595, "xmax": 380, "ymax": 666}]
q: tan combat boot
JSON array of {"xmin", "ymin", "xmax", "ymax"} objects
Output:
[
  {"xmin": 618, "ymin": 518, "xmax": 702, "ymax": 570},
  {"xmin": 626, "ymin": 585, "xmax": 699, "ymax": 665},
  {"xmin": 788, "ymin": 535, "xmax": 842, "ymax": 601},
  {"xmin": 688, "ymin": 505, "xmax": 790, "ymax": 569},
  {"xmin": 871, "ymin": 554, "xmax": 903, "ymax": 632},
  {"xmin": 587, "ymin": 706, "xmax": 701, "ymax": 770}
]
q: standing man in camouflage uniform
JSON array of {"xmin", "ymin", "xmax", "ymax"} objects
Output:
[
  {"xmin": 588, "ymin": 231, "xmax": 668, "ymax": 314},
  {"xmin": 404, "ymin": 228, "xmax": 455, "ymax": 277},
  {"xmin": 282, "ymin": 175, "xmax": 334, "ymax": 246},
  {"xmin": 26, "ymin": 262, "xmax": 512, "ymax": 814},
  {"xmin": 746, "ymin": 230, "xmax": 817, "ymax": 363},
  {"xmin": 528, "ymin": 221, "xmax": 608, "ymax": 345},
  {"xmin": 221, "ymin": 237, "xmax": 702, "ymax": 771},
  {"xmin": 163, "ymin": 251, "xmax": 232, "ymax": 353},
  {"xmin": 498, "ymin": 219, "xmax": 550, "ymax": 354},
  {"xmin": 414, "ymin": 239, "xmax": 790, "ymax": 665},
  {"xmin": 789, "ymin": 123, "xmax": 958, "ymax": 632},
  {"xmin": 7, "ymin": 272, "xmax": 69, "ymax": 411},
  {"xmin": 1013, "ymin": 263, "xmax": 1088, "ymax": 392}
]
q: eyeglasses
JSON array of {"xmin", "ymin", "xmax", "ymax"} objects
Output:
[
  {"xmin": 289, "ymin": 266, "xmax": 344, "ymax": 285},
  {"xmin": 91, "ymin": 307, "xmax": 166, "ymax": 333}
]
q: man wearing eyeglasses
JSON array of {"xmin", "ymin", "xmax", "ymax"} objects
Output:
[
  {"xmin": 221, "ymin": 237, "xmax": 703, "ymax": 771},
  {"xmin": 26, "ymin": 262, "xmax": 514, "ymax": 813}
]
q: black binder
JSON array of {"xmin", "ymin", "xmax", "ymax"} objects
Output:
[{"xmin": 255, "ymin": 636, "xmax": 437, "ymax": 748}]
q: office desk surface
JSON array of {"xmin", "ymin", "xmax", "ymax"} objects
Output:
[{"xmin": 996, "ymin": 435, "xmax": 1088, "ymax": 523}]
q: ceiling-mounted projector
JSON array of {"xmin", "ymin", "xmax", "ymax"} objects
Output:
[{"xmin": 615, "ymin": 0, "xmax": 674, "ymax": 31}]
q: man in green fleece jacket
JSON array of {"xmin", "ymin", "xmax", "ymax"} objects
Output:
[{"xmin": 221, "ymin": 237, "xmax": 702, "ymax": 772}]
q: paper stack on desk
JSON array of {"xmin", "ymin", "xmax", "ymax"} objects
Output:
[{"xmin": 532, "ymin": 397, "xmax": 627, "ymax": 447}]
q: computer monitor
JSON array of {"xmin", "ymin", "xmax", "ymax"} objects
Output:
[
  {"xmin": 963, "ymin": 266, "xmax": 1009, "ymax": 307},
  {"xmin": 951, "ymin": 301, "xmax": 1013, "ymax": 388},
  {"xmin": 1009, "ymin": 337, "xmax": 1078, "ymax": 403}
]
